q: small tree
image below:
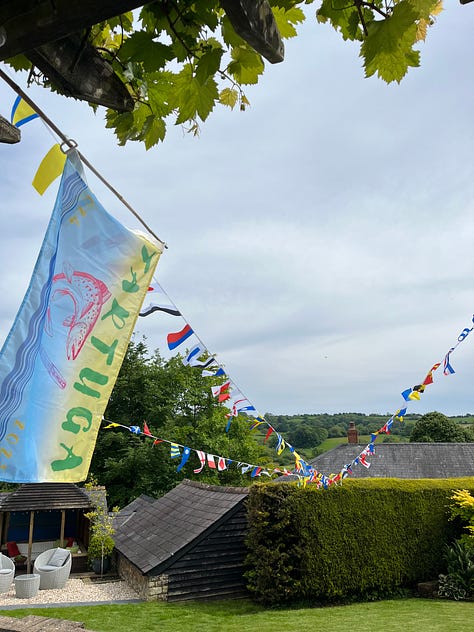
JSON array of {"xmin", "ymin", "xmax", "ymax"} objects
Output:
[{"xmin": 84, "ymin": 480, "xmax": 118, "ymax": 576}]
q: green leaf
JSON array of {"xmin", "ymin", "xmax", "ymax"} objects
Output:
[
  {"xmin": 317, "ymin": 0, "xmax": 365, "ymax": 42},
  {"xmin": 147, "ymin": 72, "xmax": 175, "ymax": 117},
  {"xmin": 174, "ymin": 65, "xmax": 218, "ymax": 123},
  {"xmin": 361, "ymin": 1, "xmax": 420, "ymax": 83},
  {"xmin": 105, "ymin": 111, "xmax": 135, "ymax": 146},
  {"xmin": 143, "ymin": 115, "xmax": 166, "ymax": 150},
  {"xmin": 272, "ymin": 7, "xmax": 305, "ymax": 39},
  {"xmin": 227, "ymin": 46, "xmax": 265, "ymax": 85},
  {"xmin": 5, "ymin": 54, "xmax": 31, "ymax": 71},
  {"xmin": 195, "ymin": 46, "xmax": 224, "ymax": 84},
  {"xmin": 219, "ymin": 87, "xmax": 239, "ymax": 109},
  {"xmin": 119, "ymin": 32, "xmax": 173, "ymax": 71},
  {"xmin": 406, "ymin": 0, "xmax": 442, "ymax": 19},
  {"xmin": 221, "ymin": 15, "xmax": 246, "ymax": 48}
]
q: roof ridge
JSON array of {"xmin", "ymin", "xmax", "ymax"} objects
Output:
[{"xmin": 181, "ymin": 479, "xmax": 249, "ymax": 494}]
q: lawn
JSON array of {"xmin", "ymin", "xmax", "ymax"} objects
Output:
[{"xmin": 2, "ymin": 598, "xmax": 474, "ymax": 632}]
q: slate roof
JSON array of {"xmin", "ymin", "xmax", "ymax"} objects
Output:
[
  {"xmin": 114, "ymin": 479, "xmax": 249, "ymax": 575},
  {"xmin": 0, "ymin": 483, "xmax": 93, "ymax": 511},
  {"xmin": 309, "ymin": 443, "xmax": 474, "ymax": 479}
]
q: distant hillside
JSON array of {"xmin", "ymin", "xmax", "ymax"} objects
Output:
[{"xmin": 262, "ymin": 412, "xmax": 474, "ymax": 462}]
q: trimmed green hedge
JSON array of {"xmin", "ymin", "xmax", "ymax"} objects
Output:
[{"xmin": 245, "ymin": 478, "xmax": 474, "ymax": 605}]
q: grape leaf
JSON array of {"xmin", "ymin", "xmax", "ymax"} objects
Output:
[
  {"xmin": 227, "ymin": 46, "xmax": 265, "ymax": 85},
  {"xmin": 143, "ymin": 115, "xmax": 166, "ymax": 150},
  {"xmin": 174, "ymin": 65, "xmax": 218, "ymax": 123},
  {"xmin": 219, "ymin": 87, "xmax": 239, "ymax": 109},
  {"xmin": 120, "ymin": 32, "xmax": 173, "ymax": 71},
  {"xmin": 361, "ymin": 2, "xmax": 420, "ymax": 83},
  {"xmin": 272, "ymin": 7, "xmax": 306, "ymax": 39},
  {"xmin": 317, "ymin": 0, "xmax": 365, "ymax": 42},
  {"xmin": 195, "ymin": 46, "xmax": 224, "ymax": 84}
]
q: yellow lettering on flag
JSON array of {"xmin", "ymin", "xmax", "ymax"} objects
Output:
[{"xmin": 32, "ymin": 144, "xmax": 67, "ymax": 195}]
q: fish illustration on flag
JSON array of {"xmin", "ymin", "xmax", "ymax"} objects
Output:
[{"xmin": 0, "ymin": 157, "xmax": 162, "ymax": 482}]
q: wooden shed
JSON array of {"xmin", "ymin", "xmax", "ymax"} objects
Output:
[
  {"xmin": 114, "ymin": 479, "xmax": 249, "ymax": 602},
  {"xmin": 0, "ymin": 483, "xmax": 95, "ymax": 573}
]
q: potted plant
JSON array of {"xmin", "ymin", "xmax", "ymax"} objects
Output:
[
  {"xmin": 84, "ymin": 482, "xmax": 118, "ymax": 576},
  {"xmin": 87, "ymin": 531, "xmax": 115, "ymax": 575},
  {"xmin": 14, "ymin": 554, "xmax": 27, "ymax": 566}
]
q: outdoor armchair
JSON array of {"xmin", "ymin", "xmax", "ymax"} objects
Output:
[
  {"xmin": 33, "ymin": 547, "xmax": 72, "ymax": 589},
  {"xmin": 0, "ymin": 553, "xmax": 15, "ymax": 593}
]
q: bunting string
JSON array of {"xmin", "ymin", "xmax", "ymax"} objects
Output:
[
  {"xmin": 102, "ymin": 420, "xmax": 292, "ymax": 480},
  {"xmin": 139, "ymin": 276, "xmax": 474, "ymax": 488}
]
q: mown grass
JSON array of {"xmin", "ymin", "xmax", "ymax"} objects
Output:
[{"xmin": 2, "ymin": 598, "xmax": 474, "ymax": 632}]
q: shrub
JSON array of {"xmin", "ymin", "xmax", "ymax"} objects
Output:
[{"xmin": 245, "ymin": 478, "xmax": 474, "ymax": 605}]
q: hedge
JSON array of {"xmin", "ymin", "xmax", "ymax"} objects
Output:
[{"xmin": 245, "ymin": 478, "xmax": 474, "ymax": 605}]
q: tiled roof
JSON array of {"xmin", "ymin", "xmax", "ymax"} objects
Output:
[
  {"xmin": 309, "ymin": 443, "xmax": 474, "ymax": 479},
  {"xmin": 114, "ymin": 479, "xmax": 248, "ymax": 574},
  {"xmin": 0, "ymin": 483, "xmax": 93, "ymax": 511}
]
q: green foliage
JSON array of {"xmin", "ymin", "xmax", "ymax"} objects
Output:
[
  {"xmin": 448, "ymin": 489, "xmax": 474, "ymax": 531},
  {"xmin": 5, "ymin": 1, "xmax": 445, "ymax": 147},
  {"xmin": 87, "ymin": 533, "xmax": 115, "ymax": 561},
  {"xmin": 245, "ymin": 478, "xmax": 474, "ymax": 605},
  {"xmin": 84, "ymin": 480, "xmax": 117, "ymax": 564},
  {"xmin": 410, "ymin": 411, "xmax": 472, "ymax": 443},
  {"xmin": 90, "ymin": 337, "xmax": 265, "ymax": 507},
  {"xmin": 318, "ymin": 0, "xmax": 442, "ymax": 83},
  {"xmin": 439, "ymin": 541, "xmax": 474, "ymax": 599}
]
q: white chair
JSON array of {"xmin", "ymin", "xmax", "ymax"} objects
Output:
[
  {"xmin": 0, "ymin": 553, "xmax": 15, "ymax": 593},
  {"xmin": 33, "ymin": 547, "xmax": 72, "ymax": 590}
]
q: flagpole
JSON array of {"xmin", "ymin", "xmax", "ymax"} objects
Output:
[{"xmin": 0, "ymin": 67, "xmax": 167, "ymax": 249}]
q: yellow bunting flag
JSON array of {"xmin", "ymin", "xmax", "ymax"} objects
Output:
[
  {"xmin": 11, "ymin": 96, "xmax": 39, "ymax": 128},
  {"xmin": 32, "ymin": 144, "xmax": 67, "ymax": 195}
]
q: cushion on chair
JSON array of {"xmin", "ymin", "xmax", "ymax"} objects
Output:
[
  {"xmin": 47, "ymin": 547, "xmax": 70, "ymax": 567},
  {"xmin": 0, "ymin": 568, "xmax": 12, "ymax": 574},
  {"xmin": 37, "ymin": 564, "xmax": 60, "ymax": 572},
  {"xmin": 6, "ymin": 542, "xmax": 20, "ymax": 557}
]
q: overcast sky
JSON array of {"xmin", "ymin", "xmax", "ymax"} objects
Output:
[{"xmin": 0, "ymin": 4, "xmax": 473, "ymax": 420}]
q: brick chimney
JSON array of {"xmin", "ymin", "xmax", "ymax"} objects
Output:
[{"xmin": 347, "ymin": 421, "xmax": 359, "ymax": 444}]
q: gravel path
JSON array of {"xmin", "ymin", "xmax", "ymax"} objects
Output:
[{"xmin": 0, "ymin": 578, "xmax": 140, "ymax": 608}]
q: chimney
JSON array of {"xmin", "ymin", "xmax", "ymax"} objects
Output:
[{"xmin": 347, "ymin": 421, "xmax": 359, "ymax": 444}]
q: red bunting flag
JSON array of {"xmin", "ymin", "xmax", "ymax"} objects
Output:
[
  {"xmin": 264, "ymin": 427, "xmax": 274, "ymax": 443},
  {"xmin": 207, "ymin": 454, "xmax": 217, "ymax": 469}
]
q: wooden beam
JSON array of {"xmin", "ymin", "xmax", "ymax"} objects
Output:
[
  {"xmin": 0, "ymin": 114, "xmax": 21, "ymax": 143},
  {"xmin": 4, "ymin": 512, "xmax": 10, "ymax": 547},
  {"xmin": 0, "ymin": 0, "xmax": 148, "ymax": 61},
  {"xmin": 26, "ymin": 34, "xmax": 134, "ymax": 111},
  {"xmin": 27, "ymin": 510, "xmax": 35, "ymax": 574},
  {"xmin": 220, "ymin": 0, "xmax": 284, "ymax": 64},
  {"xmin": 60, "ymin": 509, "xmax": 66, "ymax": 546}
]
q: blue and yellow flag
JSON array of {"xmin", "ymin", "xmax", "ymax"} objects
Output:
[
  {"xmin": 10, "ymin": 96, "xmax": 39, "ymax": 128},
  {"xmin": 0, "ymin": 158, "xmax": 162, "ymax": 482}
]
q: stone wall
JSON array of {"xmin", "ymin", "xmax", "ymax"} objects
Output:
[{"xmin": 117, "ymin": 553, "xmax": 168, "ymax": 601}]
